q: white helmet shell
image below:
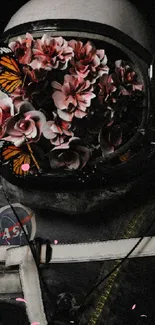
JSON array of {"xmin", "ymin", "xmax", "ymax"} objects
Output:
[{"xmin": 4, "ymin": 0, "xmax": 155, "ymax": 55}]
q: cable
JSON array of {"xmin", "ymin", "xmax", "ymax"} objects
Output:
[
  {"xmin": 2, "ymin": 181, "xmax": 155, "ymax": 324},
  {"xmin": 1, "ymin": 184, "xmax": 54, "ymax": 324}
]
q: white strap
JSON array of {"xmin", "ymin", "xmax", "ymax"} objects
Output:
[
  {"xmin": 0, "ymin": 273, "xmax": 21, "ymax": 293},
  {"xmin": 0, "ymin": 236, "xmax": 155, "ymax": 320},
  {"xmin": 40, "ymin": 236, "xmax": 155, "ymax": 263},
  {"xmin": 1, "ymin": 236, "xmax": 155, "ymax": 265},
  {"xmin": 19, "ymin": 254, "xmax": 48, "ymax": 325},
  {"xmin": 2, "ymin": 245, "xmax": 48, "ymax": 325}
]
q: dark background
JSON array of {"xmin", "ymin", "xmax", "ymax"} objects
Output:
[{"xmin": 0, "ymin": 0, "xmax": 155, "ymax": 35}]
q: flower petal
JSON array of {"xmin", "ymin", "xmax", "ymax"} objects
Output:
[
  {"xmin": 52, "ymin": 91, "xmax": 67, "ymax": 109},
  {"xmin": 74, "ymin": 110, "xmax": 87, "ymax": 118},
  {"xmin": 2, "ymin": 135, "xmax": 25, "ymax": 147},
  {"xmin": 57, "ymin": 109, "xmax": 74, "ymax": 122},
  {"xmin": 67, "ymin": 152, "xmax": 80, "ymax": 170}
]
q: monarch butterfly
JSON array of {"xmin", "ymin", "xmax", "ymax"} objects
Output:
[
  {"xmin": 0, "ymin": 44, "xmax": 24, "ymax": 94},
  {"xmin": 0, "ymin": 141, "xmax": 41, "ymax": 177},
  {"xmin": 0, "ymin": 43, "xmax": 34, "ymax": 95}
]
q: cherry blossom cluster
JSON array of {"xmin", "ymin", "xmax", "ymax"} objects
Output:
[{"xmin": 0, "ymin": 33, "xmax": 144, "ymax": 171}]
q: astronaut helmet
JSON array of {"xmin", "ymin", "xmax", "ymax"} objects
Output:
[{"xmin": 0, "ymin": 0, "xmax": 155, "ymax": 193}]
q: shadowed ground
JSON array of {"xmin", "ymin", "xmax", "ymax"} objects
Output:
[{"xmin": 0, "ymin": 174, "xmax": 155, "ymax": 324}]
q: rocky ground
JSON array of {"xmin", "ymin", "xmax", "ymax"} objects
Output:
[{"xmin": 0, "ymin": 174, "xmax": 155, "ymax": 324}]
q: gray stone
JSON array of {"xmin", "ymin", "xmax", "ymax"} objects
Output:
[{"xmin": 1, "ymin": 177, "xmax": 132, "ymax": 214}]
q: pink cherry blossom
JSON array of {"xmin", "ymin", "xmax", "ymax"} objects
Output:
[
  {"xmin": 0, "ymin": 92, "xmax": 14, "ymax": 139},
  {"xmin": 9, "ymin": 33, "xmax": 34, "ymax": 65},
  {"xmin": 10, "ymin": 88, "xmax": 27, "ymax": 113},
  {"xmin": 52, "ymin": 74, "xmax": 96, "ymax": 121},
  {"xmin": 31, "ymin": 34, "xmax": 74, "ymax": 70},
  {"xmin": 115, "ymin": 60, "xmax": 144, "ymax": 92},
  {"xmin": 42, "ymin": 119, "xmax": 73, "ymax": 146},
  {"xmin": 98, "ymin": 74, "xmax": 117, "ymax": 104},
  {"xmin": 48, "ymin": 137, "xmax": 91, "ymax": 170},
  {"xmin": 69, "ymin": 40, "xmax": 109, "ymax": 82},
  {"xmin": 2, "ymin": 102, "xmax": 46, "ymax": 146}
]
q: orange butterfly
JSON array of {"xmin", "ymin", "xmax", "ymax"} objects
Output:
[
  {"xmin": 1, "ymin": 142, "xmax": 41, "ymax": 177},
  {"xmin": 0, "ymin": 45, "xmax": 24, "ymax": 94}
]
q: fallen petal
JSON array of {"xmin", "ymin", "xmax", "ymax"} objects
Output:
[
  {"xmin": 16, "ymin": 298, "xmax": 27, "ymax": 304},
  {"xmin": 21, "ymin": 163, "xmax": 30, "ymax": 171}
]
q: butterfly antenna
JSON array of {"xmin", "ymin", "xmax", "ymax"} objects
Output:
[
  {"xmin": 22, "ymin": 73, "xmax": 27, "ymax": 88},
  {"xmin": 27, "ymin": 141, "xmax": 41, "ymax": 171},
  {"xmin": 23, "ymin": 135, "xmax": 42, "ymax": 173}
]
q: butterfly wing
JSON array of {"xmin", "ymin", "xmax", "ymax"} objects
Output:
[
  {"xmin": 1, "ymin": 144, "xmax": 31, "ymax": 176},
  {"xmin": 1, "ymin": 145, "xmax": 22, "ymax": 162},
  {"xmin": 0, "ymin": 70, "xmax": 22, "ymax": 94},
  {"xmin": 0, "ymin": 54, "xmax": 21, "ymax": 73},
  {"xmin": 13, "ymin": 153, "xmax": 31, "ymax": 176},
  {"xmin": 0, "ymin": 45, "xmax": 23, "ymax": 94}
]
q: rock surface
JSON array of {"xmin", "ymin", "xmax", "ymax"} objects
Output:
[{"xmin": 1, "ymin": 174, "xmax": 155, "ymax": 324}]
